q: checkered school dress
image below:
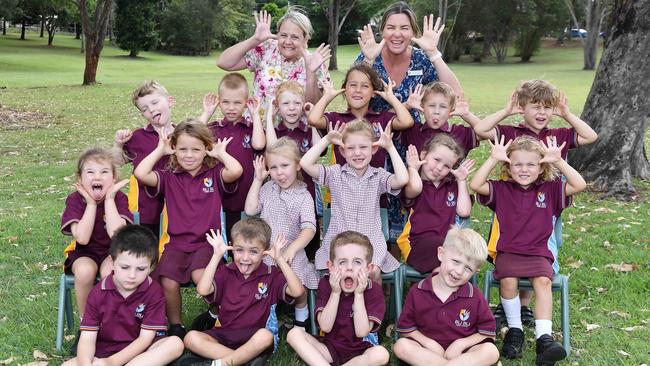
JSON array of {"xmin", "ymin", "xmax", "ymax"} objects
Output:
[
  {"xmin": 315, "ymin": 164, "xmax": 401, "ymax": 273},
  {"xmin": 259, "ymin": 180, "xmax": 320, "ymax": 289}
]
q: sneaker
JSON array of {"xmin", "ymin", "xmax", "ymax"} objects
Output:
[
  {"xmin": 493, "ymin": 303, "xmax": 505, "ymax": 329},
  {"xmin": 535, "ymin": 334, "xmax": 567, "ymax": 365},
  {"xmin": 69, "ymin": 330, "xmax": 81, "ymax": 356},
  {"xmin": 521, "ymin": 305, "xmax": 535, "ymax": 327},
  {"xmin": 191, "ymin": 310, "xmax": 216, "ymax": 331},
  {"xmin": 177, "ymin": 352, "xmax": 211, "ymax": 366},
  {"xmin": 502, "ymin": 327, "xmax": 525, "ymax": 359},
  {"xmin": 168, "ymin": 323, "xmax": 187, "ymax": 340}
]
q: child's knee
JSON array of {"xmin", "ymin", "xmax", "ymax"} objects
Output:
[
  {"xmin": 373, "ymin": 345, "xmax": 390, "ymax": 364},
  {"xmin": 73, "ymin": 264, "xmax": 98, "ymax": 283},
  {"xmin": 286, "ymin": 327, "xmax": 306, "ymax": 345},
  {"xmin": 162, "ymin": 335, "xmax": 185, "ymax": 356},
  {"xmin": 392, "ymin": 338, "xmax": 410, "ymax": 358},
  {"xmin": 251, "ymin": 328, "xmax": 273, "ymax": 349},
  {"xmin": 183, "ymin": 330, "xmax": 203, "ymax": 348},
  {"xmin": 533, "ymin": 276, "xmax": 552, "ymax": 289},
  {"xmin": 160, "ymin": 277, "xmax": 180, "ymax": 291}
]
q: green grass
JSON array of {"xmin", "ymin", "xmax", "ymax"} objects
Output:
[{"xmin": 0, "ymin": 31, "xmax": 648, "ymax": 365}]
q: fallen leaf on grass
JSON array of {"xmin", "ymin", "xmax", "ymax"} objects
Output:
[
  {"xmin": 0, "ymin": 357, "xmax": 15, "ymax": 365},
  {"xmin": 605, "ymin": 263, "xmax": 639, "ymax": 272},
  {"xmin": 618, "ymin": 350, "xmax": 630, "ymax": 356},
  {"xmin": 581, "ymin": 321, "xmax": 600, "ymax": 331},
  {"xmin": 8, "ymin": 236, "xmax": 18, "ymax": 243},
  {"xmin": 621, "ymin": 326, "xmax": 644, "ymax": 332},
  {"xmin": 603, "ymin": 240, "xmax": 611, "ymax": 248},
  {"xmin": 594, "ymin": 207, "xmax": 616, "ymax": 213},
  {"xmin": 32, "ymin": 350, "xmax": 47, "ymax": 360},
  {"xmin": 64, "ymin": 334, "xmax": 75, "ymax": 342},
  {"xmin": 610, "ymin": 310, "xmax": 630, "ymax": 318},
  {"xmin": 565, "ymin": 257, "xmax": 584, "ymax": 269},
  {"xmin": 596, "ymin": 287, "xmax": 607, "ymax": 293}
]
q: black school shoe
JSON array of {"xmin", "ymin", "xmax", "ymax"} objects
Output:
[
  {"xmin": 521, "ymin": 305, "xmax": 535, "ymax": 327},
  {"xmin": 502, "ymin": 328, "xmax": 525, "ymax": 359},
  {"xmin": 168, "ymin": 324, "xmax": 187, "ymax": 340},
  {"xmin": 190, "ymin": 310, "xmax": 217, "ymax": 331},
  {"xmin": 493, "ymin": 303, "xmax": 505, "ymax": 329},
  {"xmin": 535, "ymin": 334, "xmax": 567, "ymax": 365},
  {"xmin": 69, "ymin": 330, "xmax": 81, "ymax": 356}
]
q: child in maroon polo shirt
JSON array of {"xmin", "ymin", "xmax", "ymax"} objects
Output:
[
  {"xmin": 401, "ymin": 81, "xmax": 482, "ymax": 157},
  {"xmin": 61, "ymin": 148, "xmax": 133, "ymax": 331},
  {"xmin": 63, "ymin": 225, "xmax": 183, "ymax": 366},
  {"xmin": 181, "ymin": 218, "xmax": 304, "ymax": 366},
  {"xmin": 134, "ymin": 119, "xmax": 243, "ymax": 338},
  {"xmin": 287, "ymin": 231, "xmax": 390, "ymax": 366},
  {"xmin": 397, "ymin": 134, "xmax": 475, "ymax": 274},
  {"xmin": 470, "ymin": 135, "xmax": 586, "ymax": 364},
  {"xmin": 394, "ymin": 226, "xmax": 499, "ymax": 366},
  {"xmin": 200, "ymin": 72, "xmax": 266, "ymax": 238}
]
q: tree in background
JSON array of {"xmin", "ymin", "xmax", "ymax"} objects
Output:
[
  {"xmin": 0, "ymin": 0, "xmax": 19, "ymax": 35},
  {"xmin": 74, "ymin": 0, "xmax": 114, "ymax": 85},
  {"xmin": 564, "ymin": 0, "xmax": 611, "ymax": 70},
  {"xmin": 514, "ymin": 0, "xmax": 567, "ymax": 62},
  {"xmin": 115, "ymin": 0, "xmax": 157, "ymax": 57},
  {"xmin": 159, "ymin": 0, "xmax": 215, "ymax": 55},
  {"xmin": 570, "ymin": 0, "xmax": 649, "ymax": 199}
]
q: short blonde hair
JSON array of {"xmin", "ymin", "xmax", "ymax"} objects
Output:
[
  {"xmin": 329, "ymin": 231, "xmax": 373, "ymax": 263},
  {"xmin": 277, "ymin": 6, "xmax": 313, "ymax": 40},
  {"xmin": 275, "ymin": 80, "xmax": 305, "ymax": 101},
  {"xmin": 515, "ymin": 79, "xmax": 558, "ymax": 108},
  {"xmin": 442, "ymin": 225, "xmax": 487, "ymax": 267},
  {"xmin": 131, "ymin": 80, "xmax": 169, "ymax": 108},
  {"xmin": 500, "ymin": 135, "xmax": 558, "ymax": 182},
  {"xmin": 342, "ymin": 119, "xmax": 375, "ymax": 143},
  {"xmin": 423, "ymin": 81, "xmax": 456, "ymax": 110},
  {"xmin": 218, "ymin": 72, "xmax": 249, "ymax": 96},
  {"xmin": 265, "ymin": 137, "xmax": 303, "ymax": 182},
  {"xmin": 231, "ymin": 217, "xmax": 272, "ymax": 250}
]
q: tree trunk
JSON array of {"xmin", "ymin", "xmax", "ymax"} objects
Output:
[
  {"xmin": 40, "ymin": 16, "xmax": 45, "ymax": 37},
  {"xmin": 583, "ymin": 0, "xmax": 603, "ymax": 70},
  {"xmin": 327, "ymin": 0, "xmax": 340, "ymax": 71},
  {"xmin": 2, "ymin": 19, "xmax": 6, "ymax": 35},
  {"xmin": 20, "ymin": 19, "xmax": 26, "ymax": 39},
  {"xmin": 78, "ymin": 0, "xmax": 114, "ymax": 85},
  {"xmin": 569, "ymin": 0, "xmax": 650, "ymax": 200},
  {"xmin": 75, "ymin": 23, "xmax": 81, "ymax": 39}
]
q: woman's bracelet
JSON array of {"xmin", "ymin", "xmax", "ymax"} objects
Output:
[{"xmin": 429, "ymin": 51, "xmax": 443, "ymax": 63}]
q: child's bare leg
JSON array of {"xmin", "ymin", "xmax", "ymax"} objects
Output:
[
  {"xmin": 72, "ymin": 257, "xmax": 98, "ymax": 318},
  {"xmin": 370, "ymin": 266, "xmax": 382, "ymax": 285},
  {"xmin": 126, "ymin": 336, "xmax": 184, "ymax": 366},
  {"xmin": 160, "ymin": 277, "xmax": 182, "ymax": 324},
  {"xmin": 531, "ymin": 276, "xmax": 552, "ymax": 320},
  {"xmin": 499, "ymin": 277, "xmax": 522, "ymax": 329},
  {"xmin": 520, "ymin": 290, "xmax": 533, "ymax": 306},
  {"xmin": 286, "ymin": 327, "xmax": 333, "ymax": 366},
  {"xmin": 344, "ymin": 345, "xmax": 389, "ymax": 366},
  {"xmin": 393, "ymin": 338, "xmax": 446, "ymax": 366},
  {"xmin": 499, "ymin": 277, "xmax": 518, "ymax": 299},
  {"xmin": 442, "ymin": 342, "xmax": 500, "ymax": 366},
  {"xmin": 62, "ymin": 357, "xmax": 78, "ymax": 366},
  {"xmin": 184, "ymin": 330, "xmax": 231, "ymax": 358},
  {"xmin": 296, "ymin": 288, "xmax": 307, "ymax": 308},
  {"xmin": 220, "ymin": 329, "xmax": 273, "ymax": 365}
]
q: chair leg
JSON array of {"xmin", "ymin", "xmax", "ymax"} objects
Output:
[
  {"xmin": 65, "ymin": 285, "xmax": 74, "ymax": 329},
  {"xmin": 482, "ymin": 270, "xmax": 492, "ymax": 304},
  {"xmin": 394, "ymin": 266, "xmax": 403, "ymax": 322},
  {"xmin": 56, "ymin": 274, "xmax": 67, "ymax": 352},
  {"xmin": 308, "ymin": 289, "xmax": 318, "ymax": 336},
  {"xmin": 561, "ymin": 275, "xmax": 571, "ymax": 356}
]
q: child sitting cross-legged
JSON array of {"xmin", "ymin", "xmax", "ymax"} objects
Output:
[{"xmin": 393, "ymin": 226, "xmax": 500, "ymax": 366}]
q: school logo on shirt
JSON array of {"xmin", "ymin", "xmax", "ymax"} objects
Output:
[
  {"xmin": 134, "ymin": 303, "xmax": 146, "ymax": 319},
  {"xmin": 446, "ymin": 192, "xmax": 456, "ymax": 207},
  {"xmin": 255, "ymin": 282, "xmax": 269, "ymax": 300},
  {"xmin": 536, "ymin": 192, "xmax": 547, "ymax": 208},
  {"xmin": 454, "ymin": 309, "xmax": 471, "ymax": 328},
  {"xmin": 243, "ymin": 134, "xmax": 252, "ymax": 149},
  {"xmin": 203, "ymin": 177, "xmax": 214, "ymax": 193},
  {"xmin": 300, "ymin": 138, "xmax": 310, "ymax": 154}
]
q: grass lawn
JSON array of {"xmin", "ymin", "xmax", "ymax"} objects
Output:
[{"xmin": 0, "ymin": 31, "xmax": 648, "ymax": 365}]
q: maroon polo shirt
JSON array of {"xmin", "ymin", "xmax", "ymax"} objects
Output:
[
  {"xmin": 61, "ymin": 191, "xmax": 133, "ymax": 258},
  {"xmin": 315, "ymin": 276, "xmax": 385, "ymax": 350},
  {"xmin": 401, "ymin": 122, "xmax": 478, "ymax": 158},
  {"xmin": 208, "ymin": 118, "xmax": 258, "ymax": 212},
  {"xmin": 276, "ymin": 120, "xmax": 317, "ymax": 199},
  {"xmin": 477, "ymin": 179, "xmax": 570, "ymax": 262},
  {"xmin": 146, "ymin": 164, "xmax": 229, "ymax": 252},
  {"xmin": 80, "ymin": 273, "xmax": 167, "ymax": 357},
  {"xmin": 122, "ymin": 124, "xmax": 170, "ymax": 225},
  {"xmin": 397, "ymin": 274, "xmax": 496, "ymax": 349},
  {"xmin": 323, "ymin": 109, "xmax": 395, "ymax": 169},
  {"xmin": 204, "ymin": 262, "xmax": 293, "ymax": 330},
  {"xmin": 496, "ymin": 124, "xmax": 577, "ymax": 160}
]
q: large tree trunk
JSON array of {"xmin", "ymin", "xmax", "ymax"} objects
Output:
[
  {"xmin": 78, "ymin": 0, "xmax": 114, "ymax": 85},
  {"xmin": 40, "ymin": 16, "xmax": 45, "ymax": 37},
  {"xmin": 20, "ymin": 19, "xmax": 26, "ymax": 39},
  {"xmin": 569, "ymin": 0, "xmax": 650, "ymax": 200},
  {"xmin": 2, "ymin": 19, "xmax": 6, "ymax": 35},
  {"xmin": 326, "ymin": 0, "xmax": 340, "ymax": 71},
  {"xmin": 583, "ymin": 0, "xmax": 603, "ymax": 70}
]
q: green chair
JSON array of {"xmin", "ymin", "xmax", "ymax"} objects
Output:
[
  {"xmin": 55, "ymin": 274, "xmax": 76, "ymax": 351},
  {"xmin": 482, "ymin": 270, "xmax": 571, "ymax": 356}
]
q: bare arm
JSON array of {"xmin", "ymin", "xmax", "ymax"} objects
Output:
[
  {"xmin": 554, "ymin": 92, "xmax": 598, "ymax": 145},
  {"xmin": 134, "ymin": 138, "xmax": 170, "ymax": 187},
  {"xmin": 450, "ymin": 160, "xmax": 475, "ymax": 218},
  {"xmin": 207, "ymin": 137, "xmax": 244, "ymax": 184},
  {"xmin": 216, "ymin": 11, "xmax": 276, "ymax": 70},
  {"xmin": 470, "ymin": 135, "xmax": 511, "ymax": 196},
  {"xmin": 475, "ymin": 92, "xmax": 522, "ymax": 140},
  {"xmin": 198, "ymin": 230, "xmax": 232, "ymax": 296},
  {"xmin": 307, "ymin": 80, "xmax": 344, "ymax": 130},
  {"xmin": 300, "ymin": 123, "xmax": 344, "ymax": 179},
  {"xmin": 265, "ymin": 104, "xmax": 279, "ymax": 145},
  {"xmin": 376, "ymin": 123, "xmax": 408, "ymax": 189},
  {"xmin": 76, "ymin": 331, "xmax": 98, "ymax": 366},
  {"xmin": 248, "ymin": 98, "xmax": 266, "ymax": 151},
  {"xmin": 265, "ymin": 236, "xmax": 304, "ymax": 299},
  {"xmin": 70, "ymin": 186, "xmax": 97, "ymax": 245},
  {"xmin": 317, "ymin": 269, "xmax": 341, "ymax": 333},
  {"xmin": 199, "ymin": 93, "xmax": 218, "ymax": 124},
  {"xmin": 540, "ymin": 137, "xmax": 586, "ymax": 196},
  {"xmin": 404, "ymin": 145, "xmax": 424, "ymax": 198},
  {"xmin": 106, "ymin": 329, "xmax": 156, "ymax": 366},
  {"xmin": 352, "ymin": 271, "xmax": 373, "ymax": 337},
  {"xmin": 244, "ymin": 156, "xmax": 267, "ymax": 216}
]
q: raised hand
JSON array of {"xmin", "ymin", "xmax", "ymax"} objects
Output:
[
  {"xmin": 253, "ymin": 10, "xmax": 277, "ymax": 43},
  {"xmin": 404, "ymin": 84, "xmax": 424, "ymax": 112},
  {"xmin": 203, "ymin": 93, "xmax": 218, "ymax": 117},
  {"xmin": 105, "ymin": 179, "xmax": 129, "ymax": 200},
  {"xmin": 264, "ymin": 234, "xmax": 288, "ymax": 262},
  {"xmin": 206, "ymin": 229, "xmax": 233, "ymax": 259},
  {"xmin": 553, "ymin": 91, "xmax": 571, "ymax": 118},
  {"xmin": 74, "ymin": 181, "xmax": 95, "ymax": 204},
  {"xmin": 282, "ymin": 246, "xmax": 298, "ymax": 265},
  {"xmin": 329, "ymin": 266, "xmax": 342, "ymax": 294},
  {"xmin": 357, "ymin": 24, "xmax": 385, "ymax": 62},
  {"xmin": 247, "ymin": 96, "xmax": 261, "ymax": 116},
  {"xmin": 208, "ymin": 137, "xmax": 233, "ymax": 160},
  {"xmin": 157, "ymin": 130, "xmax": 175, "ymax": 156},
  {"xmin": 253, "ymin": 155, "xmax": 269, "ymax": 182},
  {"xmin": 326, "ymin": 121, "xmax": 346, "ymax": 146},
  {"xmin": 355, "ymin": 267, "xmax": 369, "ymax": 294},
  {"xmin": 504, "ymin": 91, "xmax": 523, "ymax": 115},
  {"xmin": 412, "ymin": 15, "xmax": 444, "ymax": 58},
  {"xmin": 488, "ymin": 133, "xmax": 511, "ymax": 163},
  {"xmin": 114, "ymin": 129, "xmax": 133, "ymax": 145},
  {"xmin": 372, "ymin": 121, "xmax": 394, "ymax": 149},
  {"xmin": 322, "ymin": 78, "xmax": 345, "ymax": 101},
  {"xmin": 540, "ymin": 136, "xmax": 565, "ymax": 164},
  {"xmin": 374, "ymin": 78, "xmax": 398, "ymax": 102},
  {"xmin": 450, "ymin": 159, "xmax": 475, "ymax": 181},
  {"xmin": 406, "ymin": 144, "xmax": 425, "ymax": 170},
  {"xmin": 304, "ymin": 43, "xmax": 332, "ymax": 73},
  {"xmin": 449, "ymin": 95, "xmax": 470, "ymax": 117}
]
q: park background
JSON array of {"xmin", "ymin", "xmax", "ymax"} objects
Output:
[{"xmin": 0, "ymin": 0, "xmax": 648, "ymax": 365}]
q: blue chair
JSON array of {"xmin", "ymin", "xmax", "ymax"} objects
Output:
[
  {"xmin": 482, "ymin": 270, "xmax": 571, "ymax": 356},
  {"xmin": 55, "ymin": 273, "xmax": 76, "ymax": 351}
]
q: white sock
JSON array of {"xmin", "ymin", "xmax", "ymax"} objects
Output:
[
  {"xmin": 535, "ymin": 319, "xmax": 553, "ymax": 339},
  {"xmin": 295, "ymin": 305, "xmax": 309, "ymax": 322},
  {"xmin": 501, "ymin": 296, "xmax": 523, "ymax": 330},
  {"xmin": 208, "ymin": 310, "xmax": 218, "ymax": 319},
  {"xmin": 211, "ymin": 360, "xmax": 221, "ymax": 366}
]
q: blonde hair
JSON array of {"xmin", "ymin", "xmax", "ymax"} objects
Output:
[
  {"xmin": 342, "ymin": 118, "xmax": 375, "ymax": 143},
  {"xmin": 231, "ymin": 217, "xmax": 272, "ymax": 250},
  {"xmin": 423, "ymin": 81, "xmax": 456, "ymax": 110},
  {"xmin": 515, "ymin": 79, "xmax": 558, "ymax": 108},
  {"xmin": 442, "ymin": 225, "xmax": 487, "ymax": 267},
  {"xmin": 265, "ymin": 137, "xmax": 303, "ymax": 182},
  {"xmin": 277, "ymin": 6, "xmax": 313, "ymax": 40},
  {"xmin": 379, "ymin": 1, "xmax": 421, "ymax": 37},
  {"xmin": 76, "ymin": 147, "xmax": 118, "ymax": 180},
  {"xmin": 329, "ymin": 231, "xmax": 373, "ymax": 263},
  {"xmin": 131, "ymin": 80, "xmax": 169, "ymax": 108},
  {"xmin": 275, "ymin": 80, "xmax": 305, "ymax": 101},
  {"xmin": 421, "ymin": 134, "xmax": 464, "ymax": 167},
  {"xmin": 218, "ymin": 72, "xmax": 249, "ymax": 95},
  {"xmin": 168, "ymin": 119, "xmax": 216, "ymax": 171},
  {"xmin": 500, "ymin": 135, "xmax": 558, "ymax": 182}
]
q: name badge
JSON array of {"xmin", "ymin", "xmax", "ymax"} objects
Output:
[{"xmin": 407, "ymin": 69, "xmax": 423, "ymax": 76}]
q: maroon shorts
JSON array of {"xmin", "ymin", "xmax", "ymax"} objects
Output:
[
  {"xmin": 405, "ymin": 233, "xmax": 445, "ymax": 274},
  {"xmin": 205, "ymin": 327, "xmax": 271, "ymax": 352},
  {"xmin": 153, "ymin": 245, "xmax": 212, "ymax": 284},
  {"xmin": 493, "ymin": 252, "xmax": 553, "ymax": 280},
  {"xmin": 94, "ymin": 333, "xmax": 168, "ymax": 358},
  {"xmin": 319, "ymin": 337, "xmax": 372, "ymax": 366},
  {"xmin": 64, "ymin": 247, "xmax": 109, "ymax": 275}
]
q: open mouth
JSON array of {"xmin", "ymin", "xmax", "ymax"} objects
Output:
[
  {"xmin": 343, "ymin": 276, "xmax": 355, "ymax": 290},
  {"xmin": 91, "ymin": 183, "xmax": 103, "ymax": 193}
]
